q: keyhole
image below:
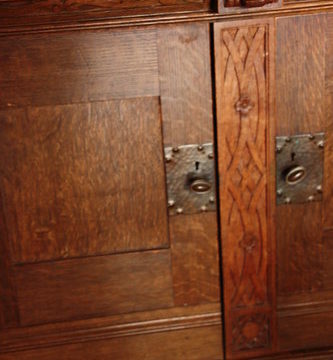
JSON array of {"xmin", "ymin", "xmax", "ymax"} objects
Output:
[
  {"xmin": 195, "ymin": 161, "xmax": 200, "ymax": 171},
  {"xmin": 291, "ymin": 152, "xmax": 296, "ymax": 161}
]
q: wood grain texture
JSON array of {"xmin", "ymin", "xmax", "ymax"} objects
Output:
[
  {"xmin": 276, "ymin": 14, "xmax": 326, "ymax": 296},
  {"xmin": 0, "ymin": 189, "xmax": 18, "ymax": 329},
  {"xmin": 0, "ymin": 29, "xmax": 159, "ymax": 109},
  {"xmin": 324, "ymin": 13, "xmax": 333, "ymax": 228},
  {"xmin": 0, "ymin": 97, "xmax": 168, "ymax": 264},
  {"xmin": 277, "ymin": 203, "xmax": 324, "ymax": 294},
  {"xmin": 158, "ymin": 23, "xmax": 219, "ymax": 309},
  {"xmin": 278, "ymin": 310, "xmax": 333, "ymax": 351},
  {"xmin": 278, "ymin": 289, "xmax": 333, "ymax": 317},
  {"xmin": 0, "ymin": 303, "xmax": 221, "ymax": 353},
  {"xmin": 276, "ymin": 14, "xmax": 326, "ymax": 135},
  {"xmin": 14, "ymin": 250, "xmax": 173, "ymax": 326},
  {"xmin": 169, "ymin": 213, "xmax": 220, "ymax": 306},
  {"xmin": 214, "ymin": 19, "xmax": 276, "ymax": 358},
  {"xmin": 260, "ymin": 348, "xmax": 333, "ymax": 360},
  {"xmin": 0, "ymin": 325, "xmax": 223, "ymax": 360},
  {"xmin": 158, "ymin": 23, "xmax": 214, "ymax": 147},
  {"xmin": 0, "ymin": 0, "xmax": 211, "ymax": 17},
  {"xmin": 322, "ymin": 229, "xmax": 333, "ymax": 290}
]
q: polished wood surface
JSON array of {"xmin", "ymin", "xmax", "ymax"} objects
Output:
[
  {"xmin": 0, "ymin": 190, "xmax": 18, "ymax": 329},
  {"xmin": 158, "ymin": 23, "xmax": 214, "ymax": 147},
  {"xmin": 0, "ymin": 303, "xmax": 221, "ymax": 353},
  {"xmin": 214, "ymin": 18, "xmax": 276, "ymax": 359},
  {"xmin": 0, "ymin": 22, "xmax": 223, "ymax": 359},
  {"xmin": 0, "ymin": 325, "xmax": 223, "ymax": 360},
  {"xmin": 158, "ymin": 23, "xmax": 220, "ymax": 307},
  {"xmin": 0, "ymin": 98, "xmax": 168, "ymax": 263},
  {"xmin": 324, "ymin": 13, "xmax": 333, "ymax": 228},
  {"xmin": 169, "ymin": 213, "xmax": 220, "ymax": 306},
  {"xmin": 0, "ymin": 1, "xmax": 333, "ymax": 359},
  {"xmin": 0, "ymin": 29, "xmax": 159, "ymax": 108},
  {"xmin": 1, "ymin": 0, "xmax": 333, "ymax": 33},
  {"xmin": 14, "ymin": 250, "xmax": 173, "ymax": 326},
  {"xmin": 0, "ymin": 0, "xmax": 212, "ymax": 14},
  {"xmin": 275, "ymin": 13, "xmax": 333, "ymax": 353}
]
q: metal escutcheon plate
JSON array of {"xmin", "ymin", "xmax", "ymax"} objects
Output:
[
  {"xmin": 164, "ymin": 143, "xmax": 216, "ymax": 216},
  {"xmin": 276, "ymin": 133, "xmax": 324, "ymax": 205}
]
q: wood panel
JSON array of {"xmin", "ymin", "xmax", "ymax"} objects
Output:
[
  {"xmin": 214, "ymin": 19, "xmax": 276, "ymax": 358},
  {"xmin": 0, "ymin": 0, "xmax": 211, "ymax": 18},
  {"xmin": 169, "ymin": 213, "xmax": 220, "ymax": 306},
  {"xmin": 276, "ymin": 14, "xmax": 326, "ymax": 296},
  {"xmin": 14, "ymin": 250, "xmax": 173, "ymax": 326},
  {"xmin": 276, "ymin": 203, "xmax": 324, "ymax": 293},
  {"xmin": 158, "ymin": 23, "xmax": 214, "ymax": 147},
  {"xmin": 323, "ymin": 230, "xmax": 333, "ymax": 290},
  {"xmin": 324, "ymin": 13, "xmax": 333, "ymax": 229},
  {"xmin": 278, "ymin": 310, "xmax": 333, "ymax": 351},
  {"xmin": 0, "ymin": 97, "xmax": 168, "ymax": 264},
  {"xmin": 0, "ymin": 29, "xmax": 159, "ymax": 109},
  {"xmin": 0, "ymin": 325, "xmax": 223, "ymax": 360},
  {"xmin": 0, "ymin": 189, "xmax": 18, "ymax": 329},
  {"xmin": 276, "ymin": 14, "xmax": 326, "ymax": 135},
  {"xmin": 0, "ymin": 303, "xmax": 221, "ymax": 353},
  {"xmin": 261, "ymin": 348, "xmax": 333, "ymax": 360},
  {"xmin": 157, "ymin": 23, "xmax": 220, "ymax": 308}
]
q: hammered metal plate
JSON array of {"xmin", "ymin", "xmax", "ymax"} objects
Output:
[
  {"xmin": 164, "ymin": 143, "xmax": 216, "ymax": 216},
  {"xmin": 276, "ymin": 133, "xmax": 324, "ymax": 205}
]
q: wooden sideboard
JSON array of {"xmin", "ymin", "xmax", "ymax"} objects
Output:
[{"xmin": 0, "ymin": 1, "xmax": 332, "ymax": 359}]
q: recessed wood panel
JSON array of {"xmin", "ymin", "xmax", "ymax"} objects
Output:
[
  {"xmin": 0, "ymin": 190, "xmax": 18, "ymax": 329},
  {"xmin": 278, "ymin": 310, "xmax": 333, "ymax": 351},
  {"xmin": 0, "ymin": 325, "xmax": 223, "ymax": 360},
  {"xmin": 0, "ymin": 29, "xmax": 159, "ymax": 108},
  {"xmin": 276, "ymin": 203, "xmax": 324, "ymax": 294},
  {"xmin": 276, "ymin": 14, "xmax": 326, "ymax": 136},
  {"xmin": 323, "ymin": 229, "xmax": 333, "ymax": 290},
  {"xmin": 169, "ymin": 213, "xmax": 220, "ymax": 306},
  {"xmin": 276, "ymin": 14, "xmax": 326, "ymax": 296},
  {"xmin": 324, "ymin": 14, "xmax": 333, "ymax": 229},
  {"xmin": 0, "ymin": 97, "xmax": 168, "ymax": 263},
  {"xmin": 158, "ymin": 23, "xmax": 214, "ymax": 147},
  {"xmin": 214, "ymin": 19, "xmax": 276, "ymax": 359},
  {"xmin": 14, "ymin": 250, "xmax": 173, "ymax": 326},
  {"xmin": 157, "ymin": 24, "xmax": 220, "ymax": 307}
]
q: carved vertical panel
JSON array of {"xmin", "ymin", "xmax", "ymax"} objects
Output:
[{"xmin": 214, "ymin": 20, "xmax": 276, "ymax": 359}]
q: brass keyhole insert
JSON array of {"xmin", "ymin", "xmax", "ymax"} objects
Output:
[
  {"xmin": 190, "ymin": 179, "xmax": 211, "ymax": 194},
  {"xmin": 285, "ymin": 166, "xmax": 306, "ymax": 185}
]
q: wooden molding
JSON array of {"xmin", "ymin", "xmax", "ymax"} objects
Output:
[
  {"xmin": 1, "ymin": 1, "xmax": 333, "ymax": 34},
  {"xmin": 258, "ymin": 348, "xmax": 333, "ymax": 360},
  {"xmin": 0, "ymin": 304, "xmax": 222, "ymax": 354}
]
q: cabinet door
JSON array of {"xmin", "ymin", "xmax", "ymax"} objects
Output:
[
  {"xmin": 214, "ymin": 13, "xmax": 333, "ymax": 360},
  {"xmin": 0, "ymin": 25, "xmax": 222, "ymax": 359},
  {"xmin": 276, "ymin": 13, "xmax": 333, "ymax": 352}
]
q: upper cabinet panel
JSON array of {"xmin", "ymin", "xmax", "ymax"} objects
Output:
[
  {"xmin": 0, "ymin": 29, "xmax": 159, "ymax": 109},
  {"xmin": 0, "ymin": 0, "xmax": 212, "ymax": 26}
]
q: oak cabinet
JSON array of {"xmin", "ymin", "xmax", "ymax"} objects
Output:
[{"xmin": 0, "ymin": 2, "xmax": 333, "ymax": 359}]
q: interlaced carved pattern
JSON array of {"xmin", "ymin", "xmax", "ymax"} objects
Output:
[
  {"xmin": 215, "ymin": 22, "xmax": 274, "ymax": 355},
  {"xmin": 221, "ymin": 25, "xmax": 268, "ymax": 308}
]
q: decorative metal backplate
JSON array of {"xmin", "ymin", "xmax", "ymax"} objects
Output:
[
  {"xmin": 276, "ymin": 133, "xmax": 324, "ymax": 205},
  {"xmin": 164, "ymin": 143, "xmax": 216, "ymax": 216}
]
